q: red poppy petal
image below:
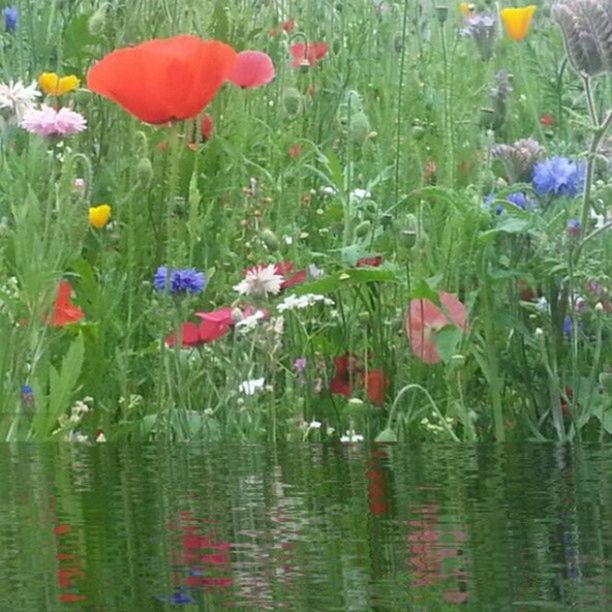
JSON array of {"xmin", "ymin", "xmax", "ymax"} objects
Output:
[
  {"xmin": 196, "ymin": 307, "xmax": 234, "ymax": 326},
  {"xmin": 198, "ymin": 319, "xmax": 231, "ymax": 343},
  {"xmin": 87, "ymin": 36, "xmax": 237, "ymax": 124},
  {"xmin": 56, "ymin": 280, "xmax": 73, "ymax": 306},
  {"xmin": 439, "ymin": 292, "xmax": 467, "ymax": 330},
  {"xmin": 165, "ymin": 322, "xmax": 201, "ymax": 347},
  {"xmin": 274, "ymin": 261, "xmax": 294, "ymax": 276},
  {"xmin": 227, "ymin": 50, "xmax": 275, "ymax": 88},
  {"xmin": 363, "ymin": 369, "xmax": 386, "ymax": 406},
  {"xmin": 281, "ymin": 269, "xmax": 306, "ymax": 290},
  {"xmin": 52, "ymin": 304, "xmax": 85, "ymax": 327},
  {"xmin": 330, "ymin": 377, "xmax": 353, "ymax": 397},
  {"xmin": 314, "ymin": 42, "xmax": 328, "ymax": 60},
  {"xmin": 407, "ymin": 298, "xmax": 445, "ymax": 333}
]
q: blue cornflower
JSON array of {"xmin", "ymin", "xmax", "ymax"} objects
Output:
[
  {"xmin": 566, "ymin": 219, "xmax": 581, "ymax": 237},
  {"xmin": 532, "ymin": 157, "xmax": 585, "ymax": 197},
  {"xmin": 21, "ymin": 385, "xmax": 34, "ymax": 406},
  {"xmin": 3, "ymin": 6, "xmax": 17, "ymax": 32},
  {"xmin": 484, "ymin": 191, "xmax": 534, "ymax": 215},
  {"xmin": 154, "ymin": 265, "xmax": 207, "ymax": 295},
  {"xmin": 154, "ymin": 591, "xmax": 195, "ymax": 605}
]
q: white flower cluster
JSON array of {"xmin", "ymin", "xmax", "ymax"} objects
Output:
[
  {"xmin": 277, "ymin": 293, "xmax": 334, "ymax": 313},
  {"xmin": 340, "ymin": 430, "xmax": 364, "ymax": 443},
  {"xmin": 0, "ymin": 80, "xmax": 40, "ymax": 122}
]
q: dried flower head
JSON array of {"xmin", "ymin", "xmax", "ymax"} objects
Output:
[
  {"xmin": 552, "ymin": 0, "xmax": 612, "ymax": 77},
  {"xmin": 491, "ymin": 137, "xmax": 545, "ymax": 182}
]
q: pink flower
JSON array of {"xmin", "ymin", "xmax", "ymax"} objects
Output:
[
  {"xmin": 405, "ymin": 292, "xmax": 467, "ymax": 364},
  {"xmin": 227, "ymin": 51, "xmax": 275, "ymax": 88},
  {"xmin": 20, "ymin": 104, "xmax": 86, "ymax": 136},
  {"xmin": 289, "ymin": 42, "xmax": 328, "ymax": 68}
]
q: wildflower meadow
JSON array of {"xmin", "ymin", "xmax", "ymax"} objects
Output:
[{"xmin": 0, "ymin": 0, "xmax": 610, "ymax": 444}]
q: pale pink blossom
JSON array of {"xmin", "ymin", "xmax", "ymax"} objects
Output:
[{"xmin": 20, "ymin": 104, "xmax": 86, "ymax": 137}]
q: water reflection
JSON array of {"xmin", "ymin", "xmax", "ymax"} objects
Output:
[{"xmin": 0, "ymin": 444, "xmax": 612, "ymax": 609}]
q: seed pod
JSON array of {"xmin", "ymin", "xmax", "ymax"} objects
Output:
[
  {"xmin": 136, "ymin": 158, "xmax": 153, "ymax": 188},
  {"xmin": 355, "ymin": 220, "xmax": 371, "ymax": 237},
  {"xmin": 348, "ymin": 111, "xmax": 371, "ymax": 144},
  {"xmin": 260, "ymin": 228, "xmax": 280, "ymax": 251},
  {"xmin": 282, "ymin": 87, "xmax": 303, "ymax": 116}
]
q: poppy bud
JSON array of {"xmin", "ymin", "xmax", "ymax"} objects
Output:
[
  {"xmin": 282, "ymin": 87, "xmax": 303, "ymax": 116},
  {"xmin": 260, "ymin": 228, "xmax": 280, "ymax": 251},
  {"xmin": 401, "ymin": 229, "xmax": 417, "ymax": 248},
  {"xmin": 88, "ymin": 6, "xmax": 107, "ymax": 35},
  {"xmin": 348, "ymin": 111, "xmax": 371, "ymax": 144},
  {"xmin": 435, "ymin": 6, "xmax": 449, "ymax": 24},
  {"xmin": 136, "ymin": 158, "xmax": 153, "ymax": 188},
  {"xmin": 355, "ymin": 220, "xmax": 371, "ymax": 237}
]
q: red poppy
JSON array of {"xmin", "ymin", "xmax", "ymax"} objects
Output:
[
  {"xmin": 290, "ymin": 42, "xmax": 328, "ymax": 68},
  {"xmin": 356, "ymin": 255, "xmax": 383, "ymax": 268},
  {"xmin": 51, "ymin": 281, "xmax": 84, "ymax": 327},
  {"xmin": 227, "ymin": 50, "xmax": 275, "ymax": 88},
  {"xmin": 330, "ymin": 353, "xmax": 387, "ymax": 406},
  {"xmin": 405, "ymin": 292, "xmax": 467, "ymax": 364},
  {"xmin": 201, "ymin": 113, "xmax": 214, "ymax": 140},
  {"xmin": 165, "ymin": 307, "xmax": 233, "ymax": 347},
  {"xmin": 540, "ymin": 113, "xmax": 555, "ymax": 127},
  {"xmin": 87, "ymin": 35, "xmax": 238, "ymax": 124},
  {"xmin": 269, "ymin": 19, "xmax": 296, "ymax": 36},
  {"xmin": 288, "ymin": 143, "xmax": 303, "ymax": 158}
]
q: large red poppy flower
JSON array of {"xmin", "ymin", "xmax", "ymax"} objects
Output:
[
  {"xmin": 290, "ymin": 42, "xmax": 328, "ymax": 68},
  {"xmin": 87, "ymin": 35, "xmax": 238, "ymax": 124},
  {"xmin": 51, "ymin": 281, "xmax": 85, "ymax": 327},
  {"xmin": 405, "ymin": 292, "xmax": 467, "ymax": 364},
  {"xmin": 330, "ymin": 353, "xmax": 387, "ymax": 406},
  {"xmin": 227, "ymin": 50, "xmax": 275, "ymax": 88}
]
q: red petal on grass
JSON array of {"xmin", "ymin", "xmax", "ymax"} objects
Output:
[
  {"xmin": 165, "ymin": 322, "xmax": 201, "ymax": 347},
  {"xmin": 356, "ymin": 256, "xmax": 383, "ymax": 268},
  {"xmin": 87, "ymin": 36, "xmax": 237, "ymax": 124},
  {"xmin": 227, "ymin": 50, "xmax": 275, "ymax": 88}
]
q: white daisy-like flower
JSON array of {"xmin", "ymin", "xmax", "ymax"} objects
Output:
[
  {"xmin": 320, "ymin": 185, "xmax": 337, "ymax": 196},
  {"xmin": 235, "ymin": 309, "xmax": 266, "ymax": 333},
  {"xmin": 350, "ymin": 188, "xmax": 371, "ymax": 202},
  {"xmin": 234, "ymin": 264, "xmax": 284, "ymax": 298},
  {"xmin": 0, "ymin": 80, "xmax": 40, "ymax": 121},
  {"xmin": 340, "ymin": 430, "xmax": 364, "ymax": 443},
  {"xmin": 238, "ymin": 377, "xmax": 266, "ymax": 395},
  {"xmin": 277, "ymin": 293, "xmax": 334, "ymax": 313}
]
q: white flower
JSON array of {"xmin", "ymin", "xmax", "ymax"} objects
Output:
[
  {"xmin": 536, "ymin": 296, "xmax": 549, "ymax": 313},
  {"xmin": 350, "ymin": 188, "xmax": 371, "ymax": 202},
  {"xmin": 238, "ymin": 377, "xmax": 266, "ymax": 395},
  {"xmin": 308, "ymin": 419, "xmax": 322, "ymax": 429},
  {"xmin": 340, "ymin": 430, "xmax": 364, "ymax": 443},
  {"xmin": 277, "ymin": 293, "xmax": 334, "ymax": 313},
  {"xmin": 96, "ymin": 432, "xmax": 107, "ymax": 443},
  {"xmin": 0, "ymin": 81, "xmax": 40, "ymax": 121},
  {"xmin": 235, "ymin": 309, "xmax": 266, "ymax": 333},
  {"xmin": 320, "ymin": 186, "xmax": 337, "ymax": 196},
  {"xmin": 67, "ymin": 431, "xmax": 89, "ymax": 443},
  {"xmin": 308, "ymin": 264, "xmax": 324, "ymax": 279},
  {"xmin": 233, "ymin": 264, "xmax": 284, "ymax": 298}
]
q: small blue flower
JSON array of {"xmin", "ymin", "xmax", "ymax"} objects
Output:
[
  {"xmin": 154, "ymin": 266, "xmax": 207, "ymax": 295},
  {"xmin": 566, "ymin": 219, "xmax": 581, "ymax": 237},
  {"xmin": 484, "ymin": 191, "xmax": 534, "ymax": 215},
  {"xmin": 154, "ymin": 591, "xmax": 195, "ymax": 605},
  {"xmin": 21, "ymin": 385, "xmax": 34, "ymax": 406},
  {"xmin": 532, "ymin": 157, "xmax": 585, "ymax": 197},
  {"xmin": 3, "ymin": 6, "xmax": 17, "ymax": 32}
]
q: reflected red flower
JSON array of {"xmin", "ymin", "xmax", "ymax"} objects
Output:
[
  {"xmin": 87, "ymin": 35, "xmax": 237, "ymax": 124},
  {"xmin": 50, "ymin": 282, "xmax": 84, "ymax": 326},
  {"xmin": 227, "ymin": 50, "xmax": 275, "ymax": 88},
  {"xmin": 405, "ymin": 292, "xmax": 467, "ymax": 364},
  {"xmin": 290, "ymin": 42, "xmax": 328, "ymax": 67},
  {"xmin": 59, "ymin": 594, "xmax": 87, "ymax": 603}
]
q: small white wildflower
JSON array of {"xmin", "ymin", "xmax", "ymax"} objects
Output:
[
  {"xmin": 326, "ymin": 426, "xmax": 335, "ymax": 436},
  {"xmin": 348, "ymin": 397, "xmax": 364, "ymax": 406},
  {"xmin": 536, "ymin": 296, "xmax": 549, "ymax": 313},
  {"xmin": 0, "ymin": 81, "xmax": 40, "ymax": 121},
  {"xmin": 535, "ymin": 327, "xmax": 544, "ymax": 337},
  {"xmin": 349, "ymin": 188, "xmax": 371, "ymax": 202},
  {"xmin": 277, "ymin": 293, "xmax": 334, "ymax": 313},
  {"xmin": 594, "ymin": 302, "xmax": 604, "ymax": 312},
  {"xmin": 235, "ymin": 309, "xmax": 266, "ymax": 333},
  {"xmin": 238, "ymin": 377, "xmax": 266, "ymax": 395},
  {"xmin": 233, "ymin": 264, "xmax": 283, "ymax": 298},
  {"xmin": 67, "ymin": 431, "xmax": 89, "ymax": 443},
  {"xmin": 95, "ymin": 432, "xmax": 107, "ymax": 443},
  {"xmin": 308, "ymin": 264, "xmax": 324, "ymax": 279},
  {"xmin": 283, "ymin": 235, "xmax": 294, "ymax": 245},
  {"xmin": 204, "ymin": 408, "xmax": 214, "ymax": 416},
  {"xmin": 340, "ymin": 430, "xmax": 364, "ymax": 443},
  {"xmin": 308, "ymin": 419, "xmax": 322, "ymax": 429},
  {"xmin": 320, "ymin": 186, "xmax": 337, "ymax": 196}
]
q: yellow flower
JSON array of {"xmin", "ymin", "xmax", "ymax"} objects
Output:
[
  {"xmin": 459, "ymin": 2, "xmax": 475, "ymax": 17},
  {"xmin": 500, "ymin": 5, "xmax": 536, "ymax": 41},
  {"xmin": 37, "ymin": 72, "xmax": 80, "ymax": 96},
  {"xmin": 89, "ymin": 204, "xmax": 111, "ymax": 229}
]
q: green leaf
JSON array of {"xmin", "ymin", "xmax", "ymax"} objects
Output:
[
  {"xmin": 63, "ymin": 14, "xmax": 103, "ymax": 60},
  {"xmin": 295, "ymin": 268, "xmax": 398, "ymax": 295},
  {"xmin": 408, "ymin": 279, "xmax": 438, "ymax": 302},
  {"xmin": 435, "ymin": 327, "xmax": 464, "ymax": 363},
  {"xmin": 375, "ymin": 428, "xmax": 398, "ymax": 442}
]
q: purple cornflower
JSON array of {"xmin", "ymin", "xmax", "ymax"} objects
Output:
[
  {"xmin": 532, "ymin": 157, "xmax": 585, "ymax": 197},
  {"xmin": 154, "ymin": 266, "xmax": 207, "ymax": 295},
  {"xmin": 20, "ymin": 105, "xmax": 86, "ymax": 137},
  {"xmin": 3, "ymin": 6, "xmax": 17, "ymax": 32},
  {"xmin": 294, "ymin": 357, "xmax": 307, "ymax": 373}
]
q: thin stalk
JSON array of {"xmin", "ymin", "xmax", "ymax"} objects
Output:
[{"xmin": 393, "ymin": 0, "xmax": 410, "ymax": 203}]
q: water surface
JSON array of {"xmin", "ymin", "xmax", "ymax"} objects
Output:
[{"xmin": 1, "ymin": 443, "xmax": 611, "ymax": 610}]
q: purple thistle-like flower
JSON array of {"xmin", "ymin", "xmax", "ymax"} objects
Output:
[
  {"xmin": 154, "ymin": 266, "xmax": 207, "ymax": 295},
  {"xmin": 532, "ymin": 156, "xmax": 585, "ymax": 197}
]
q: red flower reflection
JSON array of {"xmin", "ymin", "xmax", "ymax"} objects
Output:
[
  {"xmin": 367, "ymin": 448, "xmax": 392, "ymax": 515},
  {"xmin": 290, "ymin": 42, "xmax": 328, "ymax": 67},
  {"xmin": 50, "ymin": 281, "xmax": 84, "ymax": 327},
  {"xmin": 53, "ymin": 521, "xmax": 87, "ymax": 604},
  {"xmin": 227, "ymin": 50, "xmax": 275, "ymax": 88},
  {"xmin": 330, "ymin": 353, "xmax": 388, "ymax": 406},
  {"xmin": 405, "ymin": 292, "xmax": 467, "ymax": 364},
  {"xmin": 406, "ymin": 503, "xmax": 469, "ymax": 603},
  {"xmin": 87, "ymin": 35, "xmax": 237, "ymax": 124}
]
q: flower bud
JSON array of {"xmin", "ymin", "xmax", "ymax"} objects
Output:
[
  {"xmin": 136, "ymin": 157, "xmax": 153, "ymax": 188},
  {"xmin": 355, "ymin": 220, "xmax": 371, "ymax": 237},
  {"xmin": 282, "ymin": 87, "xmax": 303, "ymax": 116},
  {"xmin": 348, "ymin": 111, "xmax": 371, "ymax": 144},
  {"xmin": 259, "ymin": 228, "xmax": 280, "ymax": 251}
]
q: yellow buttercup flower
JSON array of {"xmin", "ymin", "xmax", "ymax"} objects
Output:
[
  {"xmin": 459, "ymin": 3, "xmax": 475, "ymax": 17},
  {"xmin": 500, "ymin": 5, "xmax": 536, "ymax": 41},
  {"xmin": 38, "ymin": 72, "xmax": 80, "ymax": 96},
  {"xmin": 89, "ymin": 204, "xmax": 111, "ymax": 229}
]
